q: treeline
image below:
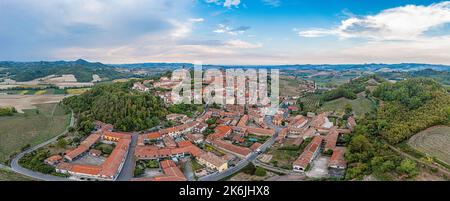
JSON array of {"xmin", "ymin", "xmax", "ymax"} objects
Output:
[
  {"xmin": 321, "ymin": 75, "xmax": 383, "ymax": 101},
  {"xmin": 0, "ymin": 107, "xmax": 16, "ymax": 116},
  {"xmin": 62, "ymin": 81, "xmax": 168, "ymax": 132},
  {"xmin": 0, "ymin": 59, "xmax": 131, "ymax": 82},
  {"xmin": 373, "ymin": 78, "xmax": 450, "ymax": 144}
]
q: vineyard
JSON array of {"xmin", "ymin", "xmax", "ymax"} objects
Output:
[
  {"xmin": 408, "ymin": 126, "xmax": 450, "ymax": 165},
  {"xmin": 299, "ymin": 94, "xmax": 322, "ymax": 112}
]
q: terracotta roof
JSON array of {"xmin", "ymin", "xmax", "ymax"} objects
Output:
[
  {"xmin": 102, "ymin": 131, "xmax": 131, "ymax": 140},
  {"xmin": 293, "ymin": 136, "xmax": 323, "ymax": 168},
  {"xmin": 237, "ymin": 115, "xmax": 248, "ymax": 127},
  {"xmin": 45, "ymin": 155, "xmax": 62, "ymax": 163},
  {"xmin": 211, "ymin": 139, "xmax": 251, "ymax": 157},
  {"xmin": 324, "ymin": 128, "xmax": 339, "ymax": 151},
  {"xmin": 64, "ymin": 145, "xmax": 89, "ymax": 161},
  {"xmin": 99, "ymin": 138, "xmax": 131, "ymax": 178},
  {"xmin": 177, "ymin": 140, "xmax": 193, "ymax": 148},
  {"xmin": 71, "ymin": 164, "xmax": 102, "ymax": 176},
  {"xmin": 207, "ymin": 125, "xmax": 232, "ymax": 141},
  {"xmin": 243, "ymin": 126, "xmax": 275, "ymax": 136},
  {"xmin": 329, "ymin": 148, "xmax": 346, "ymax": 169},
  {"xmin": 250, "ymin": 142, "xmax": 262, "ymax": 151},
  {"xmin": 198, "ymin": 152, "xmax": 227, "ymax": 168}
]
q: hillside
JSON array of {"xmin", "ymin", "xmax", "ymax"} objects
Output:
[
  {"xmin": 61, "ymin": 81, "xmax": 168, "ymax": 132},
  {"xmin": 0, "ymin": 59, "xmax": 132, "ymax": 82}
]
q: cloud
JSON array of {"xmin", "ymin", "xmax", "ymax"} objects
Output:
[
  {"xmin": 189, "ymin": 18, "xmax": 205, "ymax": 22},
  {"xmin": 214, "ymin": 24, "xmax": 250, "ymax": 35},
  {"xmin": 205, "ymin": 0, "xmax": 240, "ymax": 8},
  {"xmin": 298, "ymin": 1, "xmax": 450, "ymax": 40},
  {"xmin": 262, "ymin": 0, "xmax": 281, "ymax": 7}
]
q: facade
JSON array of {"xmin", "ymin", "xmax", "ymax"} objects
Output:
[{"xmin": 197, "ymin": 152, "xmax": 228, "ymax": 172}]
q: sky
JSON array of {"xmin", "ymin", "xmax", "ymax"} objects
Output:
[{"xmin": 1, "ymin": 0, "xmax": 450, "ymax": 65}]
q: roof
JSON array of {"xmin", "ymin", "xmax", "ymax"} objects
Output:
[
  {"xmin": 71, "ymin": 164, "xmax": 102, "ymax": 176},
  {"xmin": 80, "ymin": 134, "xmax": 101, "ymax": 147},
  {"xmin": 177, "ymin": 140, "xmax": 193, "ymax": 148},
  {"xmin": 211, "ymin": 139, "xmax": 251, "ymax": 157},
  {"xmin": 102, "ymin": 131, "xmax": 131, "ymax": 140},
  {"xmin": 207, "ymin": 125, "xmax": 232, "ymax": 141},
  {"xmin": 237, "ymin": 115, "xmax": 249, "ymax": 127},
  {"xmin": 250, "ymin": 142, "xmax": 262, "ymax": 151},
  {"xmin": 99, "ymin": 138, "xmax": 131, "ymax": 178},
  {"xmin": 198, "ymin": 152, "xmax": 227, "ymax": 168},
  {"xmin": 293, "ymin": 136, "xmax": 323, "ymax": 168},
  {"xmin": 244, "ymin": 126, "xmax": 275, "ymax": 136},
  {"xmin": 329, "ymin": 148, "xmax": 347, "ymax": 168},
  {"xmin": 65, "ymin": 145, "xmax": 89, "ymax": 160},
  {"xmin": 324, "ymin": 128, "xmax": 339, "ymax": 151},
  {"xmin": 45, "ymin": 155, "xmax": 62, "ymax": 163}
]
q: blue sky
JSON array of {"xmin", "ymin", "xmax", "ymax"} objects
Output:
[{"xmin": 1, "ymin": 0, "xmax": 450, "ymax": 64}]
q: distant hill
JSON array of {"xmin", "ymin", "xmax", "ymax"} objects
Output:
[{"xmin": 0, "ymin": 59, "xmax": 133, "ymax": 82}]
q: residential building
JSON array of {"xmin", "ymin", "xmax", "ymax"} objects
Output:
[{"xmin": 292, "ymin": 136, "xmax": 323, "ymax": 172}]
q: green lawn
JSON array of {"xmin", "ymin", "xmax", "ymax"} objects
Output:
[
  {"xmin": 0, "ymin": 103, "xmax": 70, "ymax": 163},
  {"xmin": 0, "ymin": 168, "xmax": 34, "ymax": 181},
  {"xmin": 319, "ymin": 95, "xmax": 375, "ymax": 117}
]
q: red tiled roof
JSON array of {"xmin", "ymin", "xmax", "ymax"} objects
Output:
[
  {"xmin": 329, "ymin": 148, "xmax": 347, "ymax": 168},
  {"xmin": 249, "ymin": 142, "xmax": 262, "ymax": 151},
  {"xmin": 293, "ymin": 136, "xmax": 323, "ymax": 168},
  {"xmin": 211, "ymin": 139, "xmax": 251, "ymax": 157},
  {"xmin": 243, "ymin": 126, "xmax": 275, "ymax": 136},
  {"xmin": 324, "ymin": 128, "xmax": 339, "ymax": 151},
  {"xmin": 177, "ymin": 140, "xmax": 193, "ymax": 148},
  {"xmin": 71, "ymin": 164, "xmax": 102, "ymax": 176},
  {"xmin": 99, "ymin": 138, "xmax": 131, "ymax": 178}
]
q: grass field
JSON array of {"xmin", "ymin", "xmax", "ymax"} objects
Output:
[
  {"xmin": 0, "ymin": 168, "xmax": 34, "ymax": 181},
  {"xmin": 319, "ymin": 95, "xmax": 375, "ymax": 117},
  {"xmin": 0, "ymin": 103, "xmax": 70, "ymax": 163},
  {"xmin": 280, "ymin": 77, "xmax": 303, "ymax": 97},
  {"xmin": 408, "ymin": 126, "xmax": 450, "ymax": 165},
  {"xmin": 34, "ymin": 90, "xmax": 47, "ymax": 95}
]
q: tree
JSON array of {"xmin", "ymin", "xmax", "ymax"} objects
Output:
[
  {"xmin": 255, "ymin": 167, "xmax": 267, "ymax": 177},
  {"xmin": 57, "ymin": 138, "xmax": 68, "ymax": 149},
  {"xmin": 397, "ymin": 159, "xmax": 418, "ymax": 177},
  {"xmin": 345, "ymin": 104, "xmax": 353, "ymax": 115}
]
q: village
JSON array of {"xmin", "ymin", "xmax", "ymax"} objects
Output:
[{"xmin": 39, "ymin": 72, "xmax": 357, "ymax": 181}]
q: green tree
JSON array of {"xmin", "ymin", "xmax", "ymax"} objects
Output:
[
  {"xmin": 57, "ymin": 138, "xmax": 68, "ymax": 149},
  {"xmin": 397, "ymin": 159, "xmax": 418, "ymax": 177},
  {"xmin": 254, "ymin": 167, "xmax": 267, "ymax": 177}
]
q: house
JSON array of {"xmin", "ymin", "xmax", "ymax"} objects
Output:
[
  {"xmin": 328, "ymin": 148, "xmax": 347, "ymax": 178},
  {"xmin": 311, "ymin": 113, "xmax": 333, "ymax": 129},
  {"xmin": 102, "ymin": 131, "xmax": 131, "ymax": 142},
  {"xmin": 132, "ymin": 160, "xmax": 186, "ymax": 181},
  {"xmin": 324, "ymin": 128, "xmax": 339, "ymax": 152},
  {"xmin": 45, "ymin": 155, "xmax": 63, "ymax": 166},
  {"xmin": 290, "ymin": 115, "xmax": 308, "ymax": 128},
  {"xmin": 243, "ymin": 126, "xmax": 275, "ymax": 136},
  {"xmin": 288, "ymin": 105, "xmax": 299, "ymax": 112},
  {"xmin": 209, "ymin": 139, "xmax": 251, "ymax": 158},
  {"xmin": 64, "ymin": 134, "xmax": 101, "ymax": 161},
  {"xmin": 206, "ymin": 125, "xmax": 232, "ymax": 142},
  {"xmin": 276, "ymin": 128, "xmax": 288, "ymax": 143},
  {"xmin": 193, "ymin": 122, "xmax": 208, "ymax": 133},
  {"xmin": 197, "ymin": 152, "xmax": 228, "ymax": 172},
  {"xmin": 137, "ymin": 132, "xmax": 162, "ymax": 146},
  {"xmin": 292, "ymin": 136, "xmax": 323, "ymax": 172},
  {"xmin": 163, "ymin": 135, "xmax": 177, "ymax": 148},
  {"xmin": 185, "ymin": 133, "xmax": 204, "ymax": 144},
  {"xmin": 250, "ymin": 142, "xmax": 262, "ymax": 152},
  {"xmin": 132, "ymin": 82, "xmax": 149, "ymax": 92}
]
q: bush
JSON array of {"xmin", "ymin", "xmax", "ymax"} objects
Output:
[
  {"xmin": 255, "ymin": 167, "xmax": 267, "ymax": 177},
  {"xmin": 396, "ymin": 159, "xmax": 418, "ymax": 177}
]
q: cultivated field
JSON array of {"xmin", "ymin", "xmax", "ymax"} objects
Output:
[
  {"xmin": 408, "ymin": 126, "xmax": 450, "ymax": 165},
  {"xmin": 0, "ymin": 94, "xmax": 67, "ymax": 113},
  {"xmin": 0, "ymin": 103, "xmax": 70, "ymax": 163}
]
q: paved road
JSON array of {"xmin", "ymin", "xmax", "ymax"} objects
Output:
[
  {"xmin": 199, "ymin": 108, "xmax": 285, "ymax": 181},
  {"xmin": 10, "ymin": 111, "xmax": 74, "ymax": 181},
  {"xmin": 253, "ymin": 160, "xmax": 295, "ymax": 175},
  {"xmin": 183, "ymin": 159, "xmax": 195, "ymax": 181},
  {"xmin": 117, "ymin": 132, "xmax": 139, "ymax": 181}
]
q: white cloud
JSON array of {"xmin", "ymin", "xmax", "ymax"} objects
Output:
[
  {"xmin": 214, "ymin": 24, "xmax": 250, "ymax": 35},
  {"xmin": 205, "ymin": 0, "xmax": 240, "ymax": 8},
  {"xmin": 189, "ymin": 18, "xmax": 205, "ymax": 22},
  {"xmin": 298, "ymin": 1, "xmax": 450, "ymax": 40}
]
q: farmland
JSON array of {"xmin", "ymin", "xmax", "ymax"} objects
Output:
[
  {"xmin": 408, "ymin": 126, "xmax": 450, "ymax": 165},
  {"xmin": 0, "ymin": 95, "xmax": 67, "ymax": 113},
  {"xmin": 298, "ymin": 94, "xmax": 322, "ymax": 112},
  {"xmin": 0, "ymin": 103, "xmax": 70, "ymax": 163}
]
